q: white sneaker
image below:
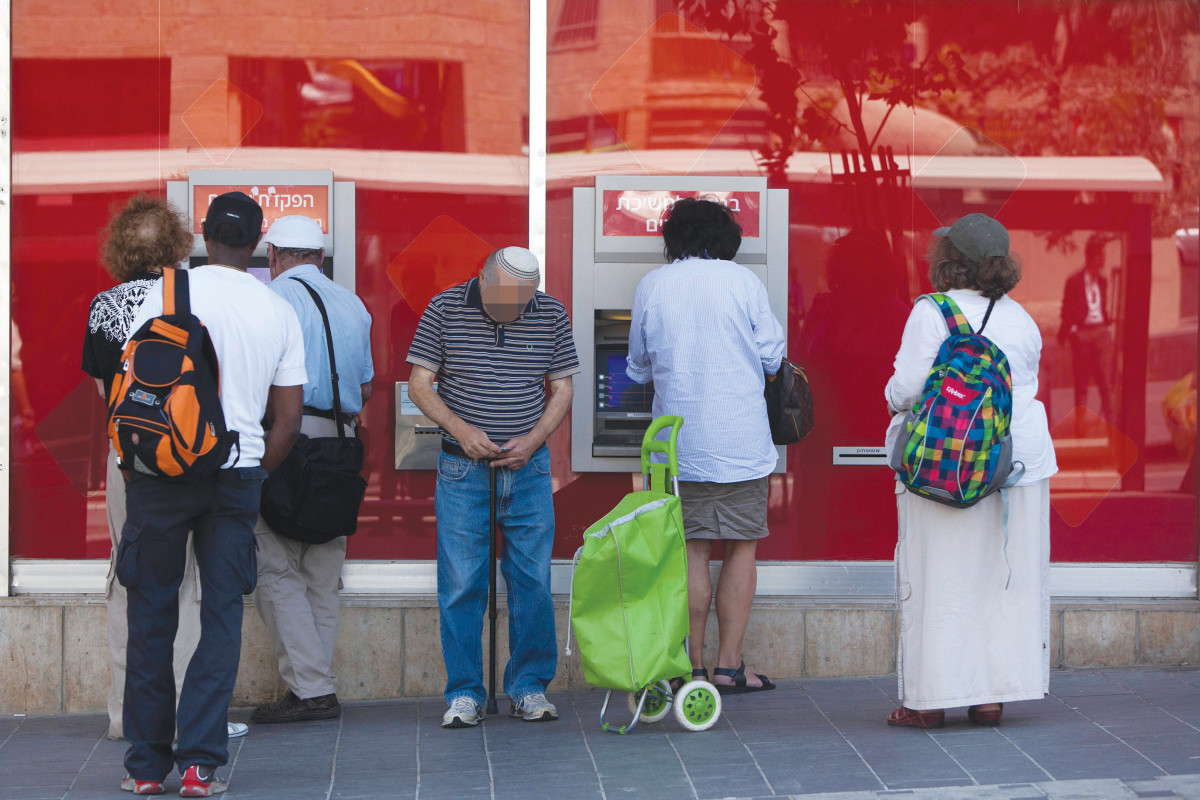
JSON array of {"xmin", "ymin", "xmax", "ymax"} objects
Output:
[
  {"xmin": 442, "ymin": 696, "xmax": 483, "ymax": 728},
  {"xmin": 226, "ymin": 722, "xmax": 248, "ymax": 739},
  {"xmin": 510, "ymin": 692, "xmax": 557, "ymax": 721}
]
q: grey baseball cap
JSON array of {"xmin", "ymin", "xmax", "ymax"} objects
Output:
[{"xmin": 933, "ymin": 213, "xmax": 1009, "ymax": 265}]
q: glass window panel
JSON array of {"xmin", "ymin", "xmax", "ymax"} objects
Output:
[
  {"xmin": 545, "ymin": 0, "xmax": 1199, "ymax": 563},
  {"xmin": 9, "ymin": 2, "xmax": 529, "ymax": 559}
]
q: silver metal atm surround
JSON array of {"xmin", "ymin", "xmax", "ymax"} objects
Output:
[
  {"xmin": 570, "ymin": 176, "xmax": 790, "ymax": 473},
  {"xmin": 395, "ymin": 381, "xmax": 442, "ymax": 470}
]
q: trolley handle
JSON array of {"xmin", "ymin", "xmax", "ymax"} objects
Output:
[{"xmin": 640, "ymin": 415, "xmax": 683, "ymax": 478}]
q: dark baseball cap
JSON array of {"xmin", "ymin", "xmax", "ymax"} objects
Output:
[
  {"xmin": 202, "ymin": 191, "xmax": 263, "ymax": 247},
  {"xmin": 933, "ymin": 213, "xmax": 1009, "ymax": 265}
]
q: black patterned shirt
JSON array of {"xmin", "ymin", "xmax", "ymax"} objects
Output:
[{"xmin": 81, "ymin": 271, "xmax": 161, "ymax": 398}]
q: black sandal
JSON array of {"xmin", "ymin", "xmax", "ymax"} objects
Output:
[
  {"xmin": 713, "ymin": 661, "xmax": 776, "ymax": 694},
  {"xmin": 670, "ymin": 668, "xmax": 709, "ymax": 691}
]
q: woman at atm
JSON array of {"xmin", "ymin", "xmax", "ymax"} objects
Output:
[
  {"xmin": 884, "ymin": 214, "xmax": 1057, "ymax": 728},
  {"xmin": 626, "ymin": 197, "xmax": 785, "ymax": 694}
]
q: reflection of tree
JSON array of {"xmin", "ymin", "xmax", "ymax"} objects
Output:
[
  {"xmin": 927, "ymin": 1, "xmax": 1199, "ymax": 236},
  {"xmin": 674, "ymin": 0, "xmax": 964, "ymax": 181}
]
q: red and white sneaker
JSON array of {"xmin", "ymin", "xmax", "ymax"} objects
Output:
[
  {"xmin": 179, "ymin": 765, "xmax": 227, "ymax": 797},
  {"xmin": 120, "ymin": 774, "xmax": 165, "ymax": 795}
]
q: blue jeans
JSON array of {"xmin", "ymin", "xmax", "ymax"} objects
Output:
[
  {"xmin": 435, "ymin": 446, "xmax": 557, "ymax": 706},
  {"xmin": 118, "ymin": 467, "xmax": 266, "ymax": 780}
]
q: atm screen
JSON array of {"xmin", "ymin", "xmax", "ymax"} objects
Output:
[{"xmin": 597, "ymin": 351, "xmax": 654, "ymax": 414}]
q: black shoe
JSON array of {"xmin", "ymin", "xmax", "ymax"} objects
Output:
[{"xmin": 250, "ymin": 690, "xmax": 341, "ymax": 724}]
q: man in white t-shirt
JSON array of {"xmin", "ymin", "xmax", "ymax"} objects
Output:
[{"xmin": 117, "ymin": 192, "xmax": 307, "ymax": 797}]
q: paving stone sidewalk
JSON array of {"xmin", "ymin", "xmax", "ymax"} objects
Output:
[{"xmin": 2, "ymin": 667, "xmax": 1199, "ymax": 800}]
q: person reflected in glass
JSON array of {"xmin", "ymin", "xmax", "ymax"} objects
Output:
[
  {"xmin": 884, "ymin": 214, "xmax": 1058, "ymax": 728},
  {"xmin": 1058, "ymin": 234, "xmax": 1115, "ymax": 427},
  {"xmin": 627, "ymin": 197, "xmax": 785, "ymax": 695},
  {"xmin": 797, "ymin": 228, "xmax": 911, "ymax": 546}
]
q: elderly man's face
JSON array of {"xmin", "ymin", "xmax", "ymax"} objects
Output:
[{"xmin": 480, "ymin": 267, "xmax": 537, "ymax": 323}]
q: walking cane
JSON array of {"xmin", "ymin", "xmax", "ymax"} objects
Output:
[{"xmin": 486, "ymin": 461, "xmax": 499, "ymax": 715}]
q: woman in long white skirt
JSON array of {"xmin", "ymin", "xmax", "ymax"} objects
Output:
[{"xmin": 884, "ymin": 214, "xmax": 1057, "ymax": 728}]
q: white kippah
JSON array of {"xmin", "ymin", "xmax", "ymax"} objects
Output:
[{"xmin": 490, "ymin": 246, "xmax": 540, "ymax": 280}]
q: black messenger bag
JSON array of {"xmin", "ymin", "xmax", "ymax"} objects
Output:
[{"xmin": 260, "ymin": 279, "xmax": 367, "ymax": 544}]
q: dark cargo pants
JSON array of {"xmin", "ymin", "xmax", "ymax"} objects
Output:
[{"xmin": 118, "ymin": 466, "xmax": 265, "ymax": 780}]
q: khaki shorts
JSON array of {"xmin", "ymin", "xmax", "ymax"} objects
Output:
[{"xmin": 679, "ymin": 477, "xmax": 769, "ymax": 541}]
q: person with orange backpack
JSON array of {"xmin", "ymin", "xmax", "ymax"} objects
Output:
[{"xmin": 113, "ymin": 191, "xmax": 307, "ymax": 796}]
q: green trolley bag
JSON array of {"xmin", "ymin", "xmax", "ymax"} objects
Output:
[
  {"xmin": 569, "ymin": 483, "xmax": 691, "ymax": 693},
  {"xmin": 568, "ymin": 417, "xmax": 722, "ymax": 733}
]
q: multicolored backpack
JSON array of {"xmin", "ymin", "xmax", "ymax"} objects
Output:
[{"xmin": 889, "ymin": 293, "xmax": 1021, "ymax": 507}]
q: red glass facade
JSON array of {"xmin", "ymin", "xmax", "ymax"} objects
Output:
[{"xmin": 8, "ymin": 1, "xmax": 1198, "ymax": 566}]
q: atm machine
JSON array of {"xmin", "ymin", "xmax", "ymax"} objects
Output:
[
  {"xmin": 571, "ymin": 176, "xmax": 789, "ymax": 473},
  {"xmin": 167, "ymin": 170, "xmax": 356, "ymax": 291}
]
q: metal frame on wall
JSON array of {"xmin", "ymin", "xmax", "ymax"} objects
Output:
[{"xmin": 1, "ymin": 0, "xmax": 12, "ymax": 598}]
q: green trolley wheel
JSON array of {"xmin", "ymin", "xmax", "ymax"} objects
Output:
[
  {"xmin": 673, "ymin": 679, "xmax": 721, "ymax": 731},
  {"xmin": 626, "ymin": 680, "xmax": 673, "ymax": 723}
]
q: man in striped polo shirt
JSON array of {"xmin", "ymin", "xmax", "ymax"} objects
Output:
[{"xmin": 406, "ymin": 246, "xmax": 580, "ymax": 729}]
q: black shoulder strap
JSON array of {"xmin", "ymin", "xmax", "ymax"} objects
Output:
[
  {"xmin": 290, "ymin": 277, "xmax": 345, "ymax": 440},
  {"xmin": 978, "ymin": 298, "xmax": 997, "ymax": 336}
]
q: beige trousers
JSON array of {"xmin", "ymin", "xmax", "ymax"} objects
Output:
[
  {"xmin": 251, "ymin": 415, "xmax": 349, "ymax": 700},
  {"xmin": 105, "ymin": 446, "xmax": 201, "ymax": 739}
]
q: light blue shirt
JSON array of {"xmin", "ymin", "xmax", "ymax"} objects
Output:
[
  {"xmin": 269, "ymin": 264, "xmax": 374, "ymax": 414},
  {"xmin": 627, "ymin": 257, "xmax": 785, "ymax": 483}
]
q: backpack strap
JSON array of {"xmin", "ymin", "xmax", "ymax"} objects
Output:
[
  {"xmin": 163, "ymin": 267, "xmax": 189, "ymax": 316},
  {"xmin": 978, "ymin": 298, "xmax": 997, "ymax": 336},
  {"xmin": 924, "ymin": 293, "xmax": 974, "ymax": 337}
]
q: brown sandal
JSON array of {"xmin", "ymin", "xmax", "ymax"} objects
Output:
[
  {"xmin": 887, "ymin": 706, "xmax": 945, "ymax": 728},
  {"xmin": 967, "ymin": 703, "xmax": 1003, "ymax": 726}
]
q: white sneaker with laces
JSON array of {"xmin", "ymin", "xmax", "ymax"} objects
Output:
[
  {"xmin": 442, "ymin": 696, "xmax": 483, "ymax": 728},
  {"xmin": 510, "ymin": 692, "xmax": 557, "ymax": 721},
  {"xmin": 226, "ymin": 722, "xmax": 248, "ymax": 739}
]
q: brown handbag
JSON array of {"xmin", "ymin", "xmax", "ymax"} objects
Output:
[{"xmin": 763, "ymin": 357, "xmax": 814, "ymax": 445}]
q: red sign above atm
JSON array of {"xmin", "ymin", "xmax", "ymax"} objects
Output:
[
  {"xmin": 601, "ymin": 190, "xmax": 761, "ymax": 238},
  {"xmin": 192, "ymin": 184, "xmax": 331, "ymax": 234}
]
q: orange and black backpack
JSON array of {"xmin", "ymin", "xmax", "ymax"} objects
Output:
[{"xmin": 107, "ymin": 268, "xmax": 239, "ymax": 481}]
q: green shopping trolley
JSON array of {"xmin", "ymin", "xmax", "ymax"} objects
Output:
[{"xmin": 566, "ymin": 416, "xmax": 722, "ymax": 734}]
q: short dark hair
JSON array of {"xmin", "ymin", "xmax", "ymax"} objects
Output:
[
  {"xmin": 661, "ymin": 197, "xmax": 741, "ymax": 262},
  {"xmin": 926, "ymin": 236, "xmax": 1022, "ymax": 300},
  {"xmin": 273, "ymin": 246, "xmax": 323, "ymax": 265},
  {"xmin": 827, "ymin": 228, "xmax": 897, "ymax": 294},
  {"xmin": 100, "ymin": 194, "xmax": 192, "ymax": 282},
  {"xmin": 209, "ymin": 221, "xmax": 254, "ymax": 248}
]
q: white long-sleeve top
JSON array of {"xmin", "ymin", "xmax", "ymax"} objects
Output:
[
  {"xmin": 627, "ymin": 257, "xmax": 785, "ymax": 483},
  {"xmin": 884, "ymin": 289, "xmax": 1057, "ymax": 485}
]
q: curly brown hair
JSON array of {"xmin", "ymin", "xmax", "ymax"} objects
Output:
[
  {"xmin": 100, "ymin": 195, "xmax": 192, "ymax": 282},
  {"xmin": 926, "ymin": 236, "xmax": 1022, "ymax": 300}
]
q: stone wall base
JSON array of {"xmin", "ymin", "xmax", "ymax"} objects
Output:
[{"xmin": 2, "ymin": 596, "xmax": 1198, "ymax": 715}]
